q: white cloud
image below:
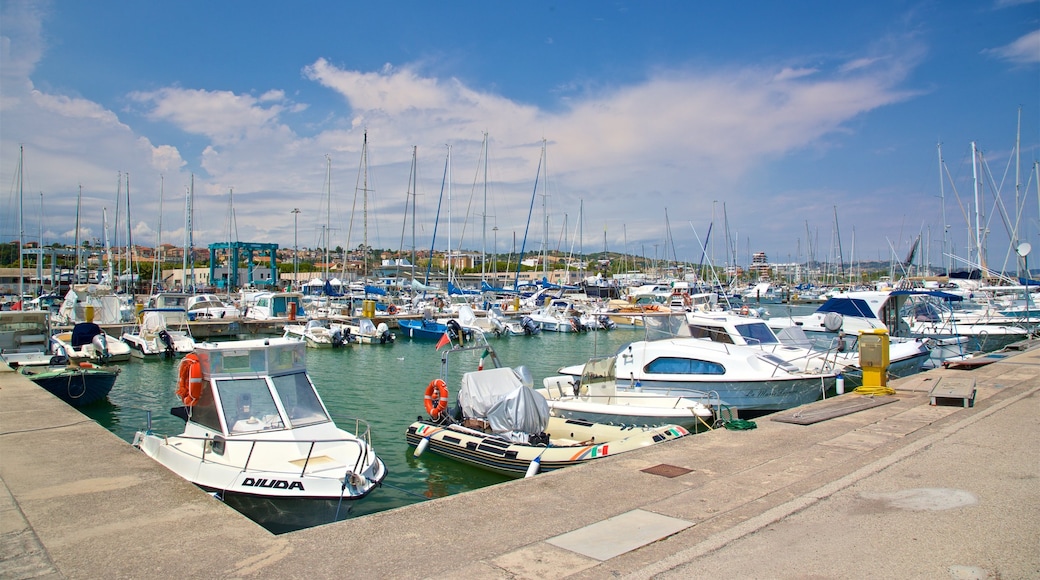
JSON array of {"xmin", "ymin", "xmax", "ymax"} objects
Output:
[
  {"xmin": 128, "ymin": 87, "xmax": 292, "ymax": 145},
  {"xmin": 983, "ymin": 29, "xmax": 1040, "ymax": 64}
]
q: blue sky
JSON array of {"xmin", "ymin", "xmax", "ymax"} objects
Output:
[{"xmin": 2, "ymin": 0, "xmax": 1038, "ymax": 275}]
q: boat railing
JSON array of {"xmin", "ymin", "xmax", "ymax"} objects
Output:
[{"xmin": 165, "ymin": 419, "xmax": 375, "ymax": 479}]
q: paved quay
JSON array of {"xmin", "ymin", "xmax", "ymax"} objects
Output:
[{"xmin": 2, "ymin": 344, "xmax": 1038, "ymax": 579}]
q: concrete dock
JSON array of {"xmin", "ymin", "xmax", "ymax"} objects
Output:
[{"xmin": 2, "ymin": 344, "xmax": 1038, "ymax": 579}]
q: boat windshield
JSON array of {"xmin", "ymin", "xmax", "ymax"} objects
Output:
[
  {"xmin": 221, "ymin": 377, "xmax": 286, "ymax": 434},
  {"xmin": 271, "ymin": 371, "xmax": 329, "ymax": 427},
  {"xmin": 734, "ymin": 322, "xmax": 779, "ymax": 346},
  {"xmin": 218, "ymin": 371, "xmax": 331, "ymax": 434}
]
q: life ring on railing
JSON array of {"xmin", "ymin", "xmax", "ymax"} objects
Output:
[
  {"xmin": 740, "ymin": 305, "xmax": 749, "ymax": 316},
  {"xmin": 177, "ymin": 353, "xmax": 203, "ymax": 407},
  {"xmin": 387, "ymin": 304, "xmax": 398, "ymax": 315},
  {"xmin": 424, "ymin": 379, "xmax": 449, "ymax": 420}
]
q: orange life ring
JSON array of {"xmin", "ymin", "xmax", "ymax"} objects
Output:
[
  {"xmin": 177, "ymin": 353, "xmax": 204, "ymax": 407},
  {"xmin": 424, "ymin": 379, "xmax": 449, "ymax": 420},
  {"xmin": 387, "ymin": 304, "xmax": 398, "ymax": 315},
  {"xmin": 740, "ymin": 305, "xmax": 749, "ymax": 316}
]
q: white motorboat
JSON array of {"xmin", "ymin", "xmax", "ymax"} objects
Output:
[
  {"xmin": 340, "ymin": 318, "xmax": 395, "ymax": 345},
  {"xmin": 133, "ymin": 337, "xmax": 386, "ymax": 526},
  {"xmin": 51, "ymin": 321, "xmax": 132, "ymax": 364},
  {"xmin": 184, "ymin": 294, "xmax": 242, "ymax": 320},
  {"xmin": 242, "ymin": 291, "xmax": 305, "ymax": 321},
  {"xmin": 666, "ymin": 311, "xmax": 931, "ymax": 386},
  {"xmin": 540, "ymin": 356, "xmax": 718, "ymax": 431},
  {"xmin": 558, "ymin": 336, "xmax": 837, "ymax": 413},
  {"xmin": 0, "ymin": 310, "xmax": 54, "ymax": 367},
  {"xmin": 528, "ymin": 299, "xmax": 600, "ymax": 332},
  {"xmin": 767, "ymin": 289, "xmax": 1028, "ymax": 364},
  {"xmin": 283, "ymin": 319, "xmax": 349, "ymax": 349},
  {"xmin": 121, "ymin": 308, "xmax": 196, "ymax": 359}
]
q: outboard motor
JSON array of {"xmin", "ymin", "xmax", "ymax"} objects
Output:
[
  {"xmin": 446, "ymin": 319, "xmax": 464, "ymax": 344},
  {"xmin": 520, "ymin": 316, "xmax": 539, "ymax": 335},
  {"xmin": 571, "ymin": 316, "xmax": 584, "ymax": 332},
  {"xmin": 331, "ymin": 328, "xmax": 345, "ymax": 348},
  {"xmin": 158, "ymin": 329, "xmax": 176, "ymax": 358},
  {"xmin": 92, "ymin": 332, "xmax": 110, "ymax": 362},
  {"xmin": 598, "ymin": 315, "xmax": 616, "ymax": 330},
  {"xmin": 377, "ymin": 322, "xmax": 394, "ymax": 344}
]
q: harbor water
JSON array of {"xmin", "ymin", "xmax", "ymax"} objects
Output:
[{"xmin": 79, "ymin": 324, "xmax": 657, "ymax": 532}]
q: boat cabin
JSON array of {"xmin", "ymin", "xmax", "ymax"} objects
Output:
[{"xmin": 182, "ymin": 339, "xmax": 331, "ymax": 437}]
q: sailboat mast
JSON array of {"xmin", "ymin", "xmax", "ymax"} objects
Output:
[
  {"xmin": 152, "ymin": 176, "xmax": 164, "ymax": 295},
  {"xmin": 325, "ymin": 154, "xmax": 331, "ymax": 282},
  {"xmin": 481, "ymin": 132, "xmax": 488, "ymax": 283},
  {"xmin": 971, "ymin": 141, "xmax": 985, "ymax": 272},
  {"xmin": 183, "ymin": 175, "xmax": 195, "ymax": 291},
  {"xmin": 411, "ymin": 146, "xmax": 417, "ymax": 282},
  {"xmin": 515, "ymin": 143, "xmax": 543, "ymax": 290},
  {"xmin": 362, "ymin": 132, "xmax": 369, "ymax": 279},
  {"xmin": 75, "ymin": 184, "xmax": 82, "ymax": 280},
  {"xmin": 541, "ymin": 140, "xmax": 548, "ymax": 280},
  {"xmin": 126, "ymin": 172, "xmax": 134, "ymax": 295},
  {"xmin": 447, "ymin": 144, "xmax": 453, "ymax": 285},
  {"xmin": 1014, "ymin": 107, "xmax": 1023, "ymax": 277},
  {"xmin": 104, "ymin": 208, "xmax": 112, "ymax": 287},
  {"xmin": 937, "ymin": 142, "xmax": 950, "ymax": 276},
  {"xmin": 17, "ymin": 146, "xmax": 23, "ymax": 301}
]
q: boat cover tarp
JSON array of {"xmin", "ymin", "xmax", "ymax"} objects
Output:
[
  {"xmin": 458, "ymin": 367, "xmax": 549, "ymax": 443},
  {"xmin": 411, "ymin": 279, "xmax": 440, "ymax": 292},
  {"xmin": 323, "ymin": 280, "xmax": 343, "ymax": 297},
  {"xmin": 364, "ymin": 284, "xmax": 387, "ymax": 296},
  {"xmin": 139, "ymin": 311, "xmax": 168, "ymax": 338},
  {"xmin": 357, "ymin": 318, "xmax": 377, "ymax": 334},
  {"xmin": 448, "ymin": 281, "xmax": 480, "ymax": 295},
  {"xmin": 481, "ymin": 280, "xmax": 514, "ymax": 294}
]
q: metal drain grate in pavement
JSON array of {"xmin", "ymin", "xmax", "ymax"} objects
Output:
[{"xmin": 641, "ymin": 464, "xmax": 692, "ymax": 478}]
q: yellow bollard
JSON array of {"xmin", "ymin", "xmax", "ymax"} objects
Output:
[{"xmin": 858, "ymin": 328, "xmax": 890, "ymax": 388}]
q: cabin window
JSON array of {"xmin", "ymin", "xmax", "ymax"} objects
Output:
[
  {"xmin": 272, "ymin": 371, "xmax": 329, "ymax": 427},
  {"xmin": 687, "ymin": 325, "xmax": 733, "ymax": 344},
  {"xmin": 644, "ymin": 357, "xmax": 725, "ymax": 375}
]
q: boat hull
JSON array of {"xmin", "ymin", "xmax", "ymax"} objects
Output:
[
  {"xmin": 134, "ymin": 430, "xmax": 386, "ymax": 501},
  {"xmin": 398, "ymin": 319, "xmax": 448, "ymax": 340},
  {"xmin": 22, "ymin": 365, "xmax": 118, "ymax": 406},
  {"xmin": 405, "ymin": 417, "xmax": 688, "ymax": 477}
]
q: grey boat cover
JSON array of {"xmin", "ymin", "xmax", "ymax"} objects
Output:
[{"xmin": 458, "ymin": 366, "xmax": 549, "ymax": 443}]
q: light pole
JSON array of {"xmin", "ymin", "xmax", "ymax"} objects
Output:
[{"xmin": 291, "ymin": 208, "xmax": 300, "ymax": 291}]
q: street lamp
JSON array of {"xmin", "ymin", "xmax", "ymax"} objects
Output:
[{"xmin": 291, "ymin": 208, "xmax": 300, "ymax": 291}]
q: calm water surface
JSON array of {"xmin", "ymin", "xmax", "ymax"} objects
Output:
[
  {"xmin": 80, "ymin": 325, "xmax": 650, "ymax": 531},
  {"xmin": 80, "ymin": 303, "xmax": 819, "ymax": 532}
]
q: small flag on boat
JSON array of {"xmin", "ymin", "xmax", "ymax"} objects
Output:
[
  {"xmin": 435, "ymin": 332, "xmax": 451, "ymax": 350},
  {"xmin": 477, "ymin": 348, "xmax": 490, "ymax": 370}
]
